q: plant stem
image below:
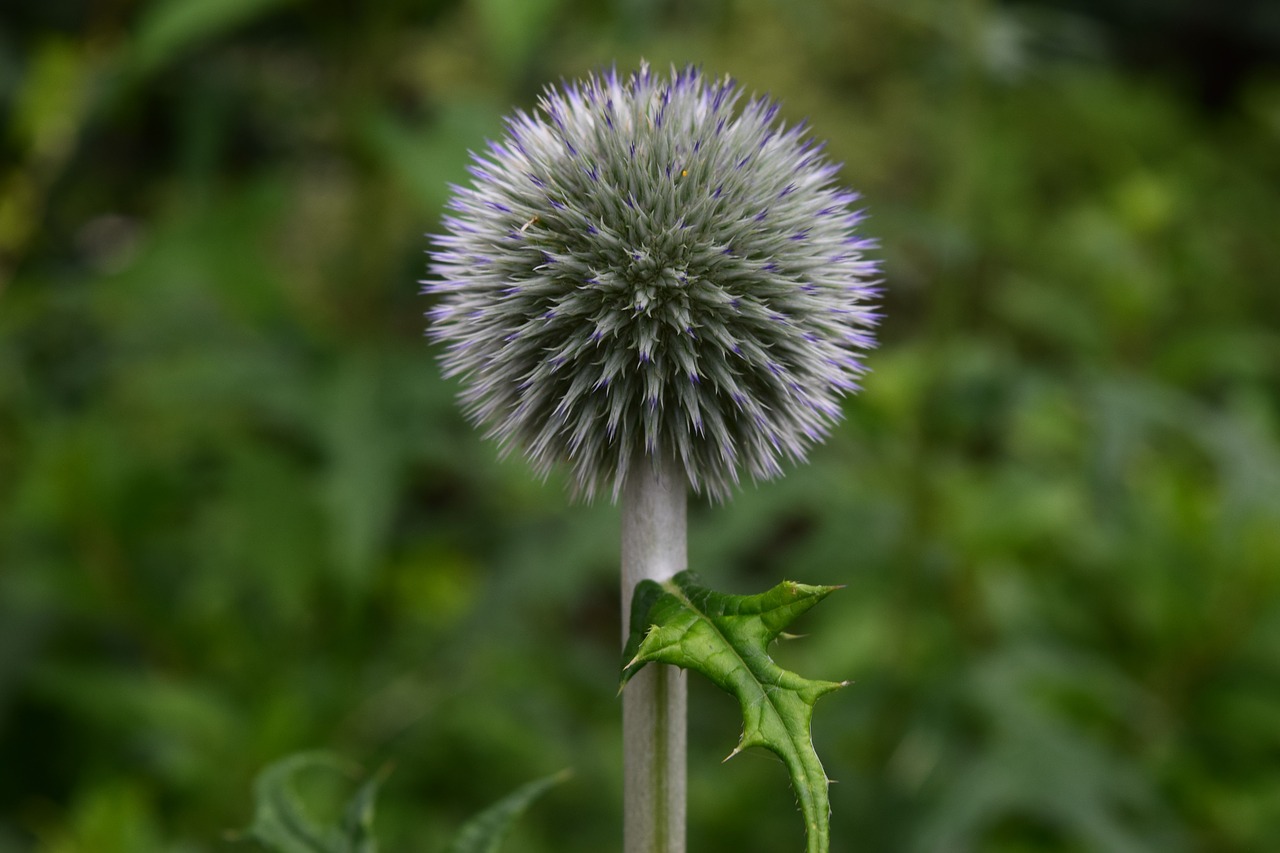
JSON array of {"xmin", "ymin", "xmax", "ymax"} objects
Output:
[{"xmin": 621, "ymin": 452, "xmax": 688, "ymax": 853}]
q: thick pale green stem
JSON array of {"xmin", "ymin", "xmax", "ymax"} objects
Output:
[{"xmin": 622, "ymin": 452, "xmax": 687, "ymax": 853}]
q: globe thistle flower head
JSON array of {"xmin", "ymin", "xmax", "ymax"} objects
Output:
[{"xmin": 427, "ymin": 63, "xmax": 880, "ymax": 501}]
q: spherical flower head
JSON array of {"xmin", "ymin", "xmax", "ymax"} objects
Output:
[{"xmin": 426, "ymin": 63, "xmax": 880, "ymax": 501}]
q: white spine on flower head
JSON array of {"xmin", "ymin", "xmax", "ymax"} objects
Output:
[{"xmin": 426, "ymin": 62, "xmax": 881, "ymax": 501}]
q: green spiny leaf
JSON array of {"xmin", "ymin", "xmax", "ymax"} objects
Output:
[
  {"xmin": 446, "ymin": 770, "xmax": 570, "ymax": 853},
  {"xmin": 241, "ymin": 751, "xmax": 386, "ymax": 853},
  {"xmin": 622, "ymin": 571, "xmax": 847, "ymax": 853}
]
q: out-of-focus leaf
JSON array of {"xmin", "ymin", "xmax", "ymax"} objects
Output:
[
  {"xmin": 7, "ymin": 39, "xmax": 92, "ymax": 159},
  {"xmin": 445, "ymin": 770, "xmax": 569, "ymax": 853},
  {"xmin": 473, "ymin": 0, "xmax": 560, "ymax": 71},
  {"xmin": 43, "ymin": 782, "xmax": 165, "ymax": 853},
  {"xmin": 360, "ymin": 103, "xmax": 503, "ymax": 214},
  {"xmin": 1, "ymin": 39, "xmax": 96, "ymax": 278},
  {"xmin": 244, "ymin": 752, "xmax": 385, "ymax": 853},
  {"xmin": 131, "ymin": 0, "xmax": 296, "ymax": 74},
  {"xmin": 319, "ymin": 354, "xmax": 401, "ymax": 589},
  {"xmin": 914, "ymin": 647, "xmax": 1188, "ymax": 853}
]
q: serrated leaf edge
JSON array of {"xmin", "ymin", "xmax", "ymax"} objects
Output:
[{"xmin": 620, "ymin": 571, "xmax": 847, "ymax": 853}]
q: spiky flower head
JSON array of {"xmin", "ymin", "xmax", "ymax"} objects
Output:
[{"xmin": 426, "ymin": 63, "xmax": 880, "ymax": 500}]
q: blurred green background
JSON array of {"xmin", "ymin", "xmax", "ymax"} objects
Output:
[{"xmin": 3, "ymin": 0, "xmax": 1280, "ymax": 850}]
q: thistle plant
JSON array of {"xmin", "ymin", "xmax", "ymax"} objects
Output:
[{"xmin": 427, "ymin": 63, "xmax": 879, "ymax": 853}]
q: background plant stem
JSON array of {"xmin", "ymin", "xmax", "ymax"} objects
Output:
[{"xmin": 622, "ymin": 452, "xmax": 688, "ymax": 853}]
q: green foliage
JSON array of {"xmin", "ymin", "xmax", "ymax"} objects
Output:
[
  {"xmin": 2, "ymin": 0, "xmax": 1280, "ymax": 851},
  {"xmin": 131, "ymin": 0, "xmax": 299, "ymax": 75},
  {"xmin": 242, "ymin": 755, "xmax": 564, "ymax": 853},
  {"xmin": 243, "ymin": 753, "xmax": 384, "ymax": 853},
  {"xmin": 623, "ymin": 572, "xmax": 846, "ymax": 853},
  {"xmin": 445, "ymin": 771, "xmax": 571, "ymax": 853}
]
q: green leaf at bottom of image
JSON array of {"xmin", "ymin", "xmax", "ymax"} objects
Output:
[
  {"xmin": 239, "ymin": 752, "xmax": 565, "ymax": 853},
  {"xmin": 446, "ymin": 769, "xmax": 571, "ymax": 853},
  {"xmin": 241, "ymin": 751, "xmax": 385, "ymax": 853},
  {"xmin": 622, "ymin": 570, "xmax": 848, "ymax": 853}
]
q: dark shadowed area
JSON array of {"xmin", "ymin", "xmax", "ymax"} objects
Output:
[{"xmin": 2, "ymin": 0, "xmax": 1279, "ymax": 851}]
